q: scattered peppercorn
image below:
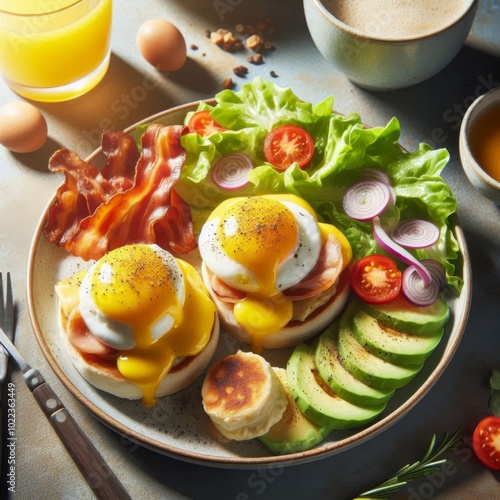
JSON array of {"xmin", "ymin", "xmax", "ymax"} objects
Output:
[
  {"xmin": 233, "ymin": 65, "xmax": 249, "ymax": 77},
  {"xmin": 209, "ymin": 28, "xmax": 244, "ymax": 52},
  {"xmin": 246, "ymin": 34, "xmax": 262, "ymax": 51},
  {"xmin": 204, "ymin": 15, "xmax": 278, "ymax": 90},
  {"xmin": 222, "ymin": 77, "xmax": 235, "ymax": 89},
  {"xmin": 207, "ymin": 15, "xmax": 277, "ymax": 55},
  {"xmin": 247, "ymin": 54, "xmax": 264, "ymax": 65}
]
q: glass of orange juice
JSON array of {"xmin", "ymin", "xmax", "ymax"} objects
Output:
[{"xmin": 0, "ymin": 0, "xmax": 112, "ymax": 102}]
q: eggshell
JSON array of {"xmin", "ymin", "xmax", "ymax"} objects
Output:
[
  {"xmin": 0, "ymin": 101, "xmax": 48, "ymax": 153},
  {"xmin": 136, "ymin": 19, "xmax": 187, "ymax": 72}
]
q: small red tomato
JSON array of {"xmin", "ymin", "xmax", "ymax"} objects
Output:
[
  {"xmin": 473, "ymin": 416, "xmax": 500, "ymax": 470},
  {"xmin": 188, "ymin": 111, "xmax": 226, "ymax": 136},
  {"xmin": 263, "ymin": 124, "xmax": 314, "ymax": 171},
  {"xmin": 349, "ymin": 254, "xmax": 402, "ymax": 304}
]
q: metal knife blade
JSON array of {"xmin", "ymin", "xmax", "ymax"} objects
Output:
[
  {"xmin": 0, "ymin": 272, "xmax": 13, "ymax": 382},
  {"xmin": 0, "ymin": 326, "xmax": 30, "ymax": 378},
  {"xmin": 0, "ymin": 326, "xmax": 131, "ymax": 499}
]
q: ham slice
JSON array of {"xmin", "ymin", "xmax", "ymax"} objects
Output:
[
  {"xmin": 210, "ymin": 273, "xmax": 247, "ymax": 303},
  {"xmin": 207, "ymin": 233, "xmax": 344, "ymax": 304},
  {"xmin": 283, "ymin": 234, "xmax": 343, "ymax": 301},
  {"xmin": 66, "ymin": 306, "xmax": 118, "ymax": 359}
]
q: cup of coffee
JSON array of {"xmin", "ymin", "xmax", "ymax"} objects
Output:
[
  {"xmin": 303, "ymin": 0, "xmax": 478, "ymax": 91},
  {"xmin": 0, "ymin": 0, "xmax": 112, "ymax": 102}
]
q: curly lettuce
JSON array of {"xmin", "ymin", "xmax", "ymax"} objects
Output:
[{"xmin": 174, "ymin": 78, "xmax": 462, "ymax": 293}]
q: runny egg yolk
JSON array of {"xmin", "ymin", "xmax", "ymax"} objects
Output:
[
  {"xmin": 91, "ymin": 245, "xmax": 182, "ymax": 339},
  {"xmin": 199, "ymin": 194, "xmax": 352, "ymax": 352},
  {"xmin": 214, "ymin": 197, "xmax": 301, "ymax": 349},
  {"xmin": 217, "ymin": 197, "xmax": 298, "ymax": 296},
  {"xmin": 90, "ymin": 245, "xmax": 215, "ymax": 406}
]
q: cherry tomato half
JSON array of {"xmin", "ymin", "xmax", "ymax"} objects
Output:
[
  {"xmin": 188, "ymin": 111, "xmax": 226, "ymax": 136},
  {"xmin": 349, "ymin": 254, "xmax": 402, "ymax": 304},
  {"xmin": 263, "ymin": 125, "xmax": 314, "ymax": 171},
  {"xmin": 473, "ymin": 416, "xmax": 500, "ymax": 470}
]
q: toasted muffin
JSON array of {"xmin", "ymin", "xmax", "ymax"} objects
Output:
[{"xmin": 202, "ymin": 350, "xmax": 287, "ymax": 440}]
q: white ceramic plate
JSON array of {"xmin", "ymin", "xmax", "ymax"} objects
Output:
[{"xmin": 27, "ymin": 102, "xmax": 472, "ymax": 467}]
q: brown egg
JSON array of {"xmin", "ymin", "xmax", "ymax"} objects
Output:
[
  {"xmin": 0, "ymin": 101, "xmax": 48, "ymax": 153},
  {"xmin": 136, "ymin": 19, "xmax": 187, "ymax": 72}
]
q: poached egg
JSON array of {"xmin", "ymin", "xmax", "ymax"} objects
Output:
[
  {"xmin": 79, "ymin": 243, "xmax": 216, "ymax": 406},
  {"xmin": 198, "ymin": 194, "xmax": 345, "ymax": 348}
]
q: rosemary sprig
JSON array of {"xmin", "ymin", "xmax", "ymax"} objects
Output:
[{"xmin": 354, "ymin": 426, "xmax": 464, "ymax": 499}]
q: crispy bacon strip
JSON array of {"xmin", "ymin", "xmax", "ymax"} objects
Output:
[
  {"xmin": 67, "ymin": 124, "xmax": 196, "ymax": 260},
  {"xmin": 100, "ymin": 131, "xmax": 139, "ymax": 183},
  {"xmin": 44, "ymin": 125, "xmax": 196, "ymax": 261},
  {"xmin": 44, "ymin": 132, "xmax": 139, "ymax": 247}
]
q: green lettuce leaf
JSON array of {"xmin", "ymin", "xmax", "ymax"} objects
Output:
[{"xmin": 173, "ymin": 78, "xmax": 463, "ymax": 292}]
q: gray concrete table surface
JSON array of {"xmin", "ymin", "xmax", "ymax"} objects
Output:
[{"xmin": 0, "ymin": 0, "xmax": 499, "ymax": 498}]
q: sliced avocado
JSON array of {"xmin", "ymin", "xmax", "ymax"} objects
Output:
[
  {"xmin": 359, "ymin": 295, "xmax": 450, "ymax": 336},
  {"xmin": 352, "ymin": 309, "xmax": 444, "ymax": 365},
  {"xmin": 258, "ymin": 368, "xmax": 332, "ymax": 454},
  {"xmin": 315, "ymin": 322, "xmax": 395, "ymax": 407},
  {"xmin": 287, "ymin": 344, "xmax": 386, "ymax": 429},
  {"xmin": 338, "ymin": 305, "xmax": 423, "ymax": 389}
]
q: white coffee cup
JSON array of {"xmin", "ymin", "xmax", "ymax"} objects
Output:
[{"xmin": 304, "ymin": 0, "xmax": 479, "ymax": 91}]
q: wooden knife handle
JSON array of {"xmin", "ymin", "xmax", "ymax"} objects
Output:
[{"xmin": 31, "ymin": 381, "xmax": 131, "ymax": 500}]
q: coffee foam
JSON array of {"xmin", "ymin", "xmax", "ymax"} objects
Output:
[{"xmin": 324, "ymin": 0, "xmax": 473, "ymax": 39}]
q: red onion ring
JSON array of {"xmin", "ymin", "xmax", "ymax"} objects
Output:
[
  {"xmin": 363, "ymin": 168, "xmax": 396, "ymax": 203},
  {"xmin": 402, "ymin": 265, "xmax": 440, "ymax": 306},
  {"xmin": 390, "ymin": 219, "xmax": 440, "ymax": 249},
  {"xmin": 372, "ymin": 217, "xmax": 432, "ymax": 286},
  {"xmin": 421, "ymin": 259, "xmax": 447, "ymax": 288},
  {"xmin": 363, "ymin": 167, "xmax": 391, "ymax": 186},
  {"xmin": 211, "ymin": 153, "xmax": 254, "ymax": 190},
  {"xmin": 343, "ymin": 180, "xmax": 392, "ymax": 221}
]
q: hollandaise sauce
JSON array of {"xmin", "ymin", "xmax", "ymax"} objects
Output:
[
  {"xmin": 468, "ymin": 102, "xmax": 500, "ymax": 183},
  {"xmin": 198, "ymin": 194, "xmax": 349, "ymax": 352},
  {"xmin": 89, "ymin": 244, "xmax": 215, "ymax": 406},
  {"xmin": 217, "ymin": 197, "xmax": 296, "ymax": 350}
]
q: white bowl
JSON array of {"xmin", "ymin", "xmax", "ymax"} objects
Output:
[
  {"xmin": 459, "ymin": 87, "xmax": 500, "ymax": 205},
  {"xmin": 303, "ymin": 0, "xmax": 478, "ymax": 91}
]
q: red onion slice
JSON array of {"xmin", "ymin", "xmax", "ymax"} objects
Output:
[
  {"xmin": 363, "ymin": 167, "xmax": 391, "ymax": 186},
  {"xmin": 421, "ymin": 259, "xmax": 447, "ymax": 288},
  {"xmin": 372, "ymin": 217, "xmax": 432, "ymax": 286},
  {"xmin": 363, "ymin": 168, "xmax": 396, "ymax": 203},
  {"xmin": 390, "ymin": 219, "xmax": 440, "ymax": 249},
  {"xmin": 343, "ymin": 180, "xmax": 392, "ymax": 221},
  {"xmin": 211, "ymin": 153, "xmax": 254, "ymax": 190},
  {"xmin": 402, "ymin": 265, "xmax": 439, "ymax": 306}
]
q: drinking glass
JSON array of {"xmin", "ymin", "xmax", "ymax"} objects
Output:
[{"xmin": 0, "ymin": 0, "xmax": 112, "ymax": 102}]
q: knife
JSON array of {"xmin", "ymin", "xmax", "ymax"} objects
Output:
[
  {"xmin": 0, "ymin": 326, "xmax": 131, "ymax": 500},
  {"xmin": 0, "ymin": 272, "xmax": 12, "ymax": 383},
  {"xmin": 0, "ymin": 272, "xmax": 14, "ymax": 500}
]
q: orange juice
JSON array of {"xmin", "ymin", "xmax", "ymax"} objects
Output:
[
  {"xmin": 0, "ymin": 0, "xmax": 112, "ymax": 101},
  {"xmin": 469, "ymin": 102, "xmax": 500, "ymax": 183}
]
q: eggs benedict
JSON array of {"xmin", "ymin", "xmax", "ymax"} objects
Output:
[
  {"xmin": 56, "ymin": 243, "xmax": 219, "ymax": 406},
  {"xmin": 198, "ymin": 194, "xmax": 352, "ymax": 350}
]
